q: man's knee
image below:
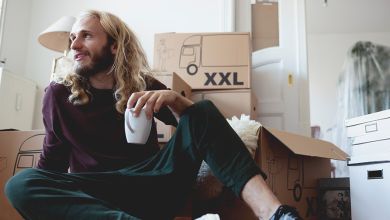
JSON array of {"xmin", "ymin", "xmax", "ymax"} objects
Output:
[
  {"xmin": 195, "ymin": 100, "xmax": 217, "ymax": 111},
  {"xmin": 5, "ymin": 168, "xmax": 42, "ymax": 208},
  {"xmin": 185, "ymin": 100, "xmax": 220, "ymax": 118}
]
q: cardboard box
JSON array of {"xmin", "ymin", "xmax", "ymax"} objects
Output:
[
  {"xmin": 191, "ymin": 89, "xmax": 257, "ymax": 120},
  {"xmin": 0, "ymin": 128, "xmax": 348, "ymax": 220},
  {"xmin": 251, "ymin": 3, "xmax": 279, "ymax": 50},
  {"xmin": 152, "ymin": 72, "xmax": 191, "ymax": 142},
  {"xmin": 348, "ymin": 154, "xmax": 390, "ymax": 220},
  {"xmin": 0, "ymin": 130, "xmax": 45, "ymax": 220},
  {"xmin": 153, "ymin": 32, "xmax": 251, "ymax": 90},
  {"xmin": 216, "ymin": 126, "xmax": 348, "ymax": 220},
  {"xmin": 256, "ymin": 127, "xmax": 347, "ymax": 218}
]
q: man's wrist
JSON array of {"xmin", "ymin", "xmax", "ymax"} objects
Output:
[{"xmin": 175, "ymin": 95, "xmax": 194, "ymax": 116}]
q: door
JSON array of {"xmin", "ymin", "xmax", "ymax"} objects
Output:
[{"xmin": 236, "ymin": 0, "xmax": 310, "ymax": 135}]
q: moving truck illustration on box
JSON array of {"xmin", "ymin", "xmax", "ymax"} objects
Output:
[
  {"xmin": 154, "ymin": 33, "xmax": 251, "ymax": 89},
  {"xmin": 0, "ymin": 130, "xmax": 45, "ymax": 220},
  {"xmin": 13, "ymin": 134, "xmax": 44, "ymax": 175},
  {"xmin": 265, "ymin": 154, "xmax": 304, "ymax": 203}
]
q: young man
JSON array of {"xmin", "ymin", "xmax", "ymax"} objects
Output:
[{"xmin": 5, "ymin": 10, "xmax": 301, "ymax": 220}]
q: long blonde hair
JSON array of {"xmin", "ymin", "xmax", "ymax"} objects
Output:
[{"xmin": 63, "ymin": 10, "xmax": 150, "ymax": 114}]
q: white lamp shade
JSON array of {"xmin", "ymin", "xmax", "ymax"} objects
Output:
[{"xmin": 38, "ymin": 16, "xmax": 76, "ymax": 53}]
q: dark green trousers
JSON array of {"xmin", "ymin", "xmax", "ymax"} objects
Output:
[{"xmin": 5, "ymin": 100, "xmax": 265, "ymax": 220}]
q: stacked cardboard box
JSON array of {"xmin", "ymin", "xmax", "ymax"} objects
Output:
[
  {"xmin": 152, "ymin": 72, "xmax": 192, "ymax": 143},
  {"xmin": 191, "ymin": 89, "xmax": 257, "ymax": 120},
  {"xmin": 153, "ymin": 32, "xmax": 254, "ymax": 143},
  {"xmin": 153, "ymin": 32, "xmax": 251, "ymax": 90},
  {"xmin": 346, "ymin": 109, "xmax": 390, "ymax": 220},
  {"xmin": 151, "ymin": 32, "xmax": 349, "ymax": 219}
]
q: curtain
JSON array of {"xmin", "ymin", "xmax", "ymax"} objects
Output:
[{"xmin": 332, "ymin": 41, "xmax": 390, "ymax": 177}]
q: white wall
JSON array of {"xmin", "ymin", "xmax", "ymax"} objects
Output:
[
  {"xmin": 0, "ymin": 0, "xmax": 32, "ymax": 76},
  {"xmin": 308, "ymin": 33, "xmax": 390, "ymax": 135},
  {"xmin": 1, "ymin": 0, "xmax": 227, "ymax": 129},
  {"xmin": 306, "ymin": 0, "xmax": 390, "ymax": 139},
  {"xmin": 306, "ymin": 0, "xmax": 390, "ymax": 176}
]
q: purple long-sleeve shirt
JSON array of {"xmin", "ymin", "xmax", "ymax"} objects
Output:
[{"xmin": 37, "ymin": 76, "xmax": 177, "ymax": 173}]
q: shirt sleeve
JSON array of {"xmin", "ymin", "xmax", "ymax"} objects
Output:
[{"xmin": 37, "ymin": 83, "xmax": 71, "ymax": 172}]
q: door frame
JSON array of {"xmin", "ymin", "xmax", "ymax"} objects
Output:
[{"xmin": 224, "ymin": 0, "xmax": 310, "ymax": 135}]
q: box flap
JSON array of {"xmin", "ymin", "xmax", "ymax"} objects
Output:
[
  {"xmin": 264, "ymin": 127, "xmax": 348, "ymax": 160},
  {"xmin": 345, "ymin": 109, "xmax": 390, "ymax": 127}
]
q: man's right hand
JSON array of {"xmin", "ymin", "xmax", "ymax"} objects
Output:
[{"xmin": 127, "ymin": 90, "xmax": 194, "ymax": 120}]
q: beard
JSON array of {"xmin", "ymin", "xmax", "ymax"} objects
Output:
[{"xmin": 73, "ymin": 43, "xmax": 115, "ymax": 78}]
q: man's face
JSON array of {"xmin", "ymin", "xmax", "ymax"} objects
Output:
[{"xmin": 70, "ymin": 16, "xmax": 116, "ymax": 77}]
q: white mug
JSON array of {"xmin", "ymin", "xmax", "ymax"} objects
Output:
[{"xmin": 124, "ymin": 107, "xmax": 152, "ymax": 144}]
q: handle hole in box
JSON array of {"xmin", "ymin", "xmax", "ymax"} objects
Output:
[
  {"xmin": 365, "ymin": 123, "xmax": 378, "ymax": 133},
  {"xmin": 367, "ymin": 169, "xmax": 383, "ymax": 179}
]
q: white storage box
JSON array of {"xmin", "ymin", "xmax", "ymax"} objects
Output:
[
  {"xmin": 347, "ymin": 110, "xmax": 390, "ymax": 219},
  {"xmin": 348, "ymin": 154, "xmax": 390, "ymax": 220},
  {"xmin": 350, "ymin": 131, "xmax": 390, "ymax": 156},
  {"xmin": 345, "ymin": 109, "xmax": 390, "ymax": 138},
  {"xmin": 346, "ymin": 109, "xmax": 390, "ymax": 157}
]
